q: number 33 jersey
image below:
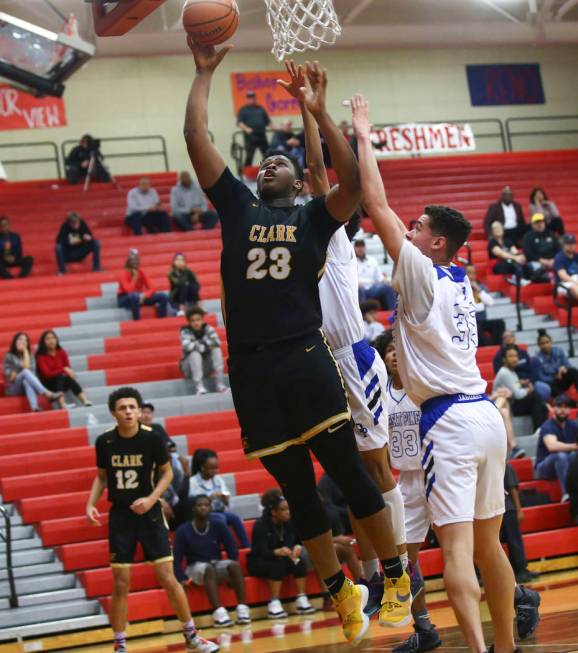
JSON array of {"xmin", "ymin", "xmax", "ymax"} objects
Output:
[
  {"xmin": 95, "ymin": 424, "xmax": 169, "ymax": 507},
  {"xmin": 205, "ymin": 168, "xmax": 341, "ymax": 351},
  {"xmin": 386, "ymin": 378, "xmax": 422, "ymax": 471}
]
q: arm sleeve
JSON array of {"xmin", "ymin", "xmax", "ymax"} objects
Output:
[
  {"xmin": 140, "ymin": 270, "xmax": 155, "ymax": 297},
  {"xmin": 559, "ymin": 348, "xmax": 571, "ymax": 368},
  {"xmin": 180, "ymin": 329, "xmax": 197, "ymax": 354},
  {"xmin": 126, "ymin": 189, "xmax": 138, "ymax": 214},
  {"xmin": 237, "ymin": 107, "xmax": 247, "ymax": 125},
  {"xmin": 152, "ymin": 189, "xmax": 160, "ymax": 205},
  {"xmin": 203, "ymin": 168, "xmax": 255, "ymax": 226},
  {"xmin": 172, "ymin": 527, "xmax": 188, "ymax": 582},
  {"xmin": 118, "ymin": 271, "xmax": 136, "ymax": 294},
  {"xmin": 95, "ymin": 437, "xmax": 107, "ymax": 470},
  {"xmin": 392, "ymin": 240, "xmax": 435, "ymax": 324},
  {"xmin": 553, "ymin": 253, "xmax": 565, "ymax": 273},
  {"xmin": 170, "ymin": 187, "xmax": 178, "ymax": 214},
  {"xmin": 203, "ymin": 325, "xmax": 221, "ymax": 349},
  {"xmin": 250, "ymin": 519, "xmax": 275, "ymax": 560},
  {"xmin": 81, "ymin": 221, "xmax": 92, "ymax": 238}
]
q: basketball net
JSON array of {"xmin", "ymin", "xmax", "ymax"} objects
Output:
[{"xmin": 264, "ymin": 0, "xmax": 341, "ymax": 62}]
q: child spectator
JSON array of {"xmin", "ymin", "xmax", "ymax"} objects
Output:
[
  {"xmin": 533, "ymin": 329, "xmax": 578, "ymax": 398},
  {"xmin": 187, "ymin": 449, "xmax": 249, "ymax": 548},
  {"xmin": 360, "ymin": 300, "xmax": 385, "ymax": 342},
  {"xmin": 247, "ymin": 490, "xmax": 315, "ymax": 619},
  {"xmin": 55, "ymin": 212, "xmax": 101, "ymax": 275},
  {"xmin": 170, "ymin": 171, "xmax": 218, "ymax": 231},
  {"xmin": 180, "ymin": 307, "xmax": 225, "ymax": 394},
  {"xmin": 529, "ymin": 187, "xmax": 564, "ymax": 235},
  {"xmin": 553, "ymin": 234, "xmax": 578, "ymax": 300},
  {"xmin": 521, "ymin": 213, "xmax": 560, "ymax": 278},
  {"xmin": 487, "ymin": 221, "xmax": 531, "ymax": 286},
  {"xmin": 125, "ymin": 177, "xmax": 171, "ymax": 235},
  {"xmin": 168, "ymin": 254, "xmax": 201, "ymax": 315},
  {"xmin": 466, "ymin": 263, "xmax": 505, "ymax": 346},
  {"xmin": 117, "ymin": 250, "xmax": 168, "ymax": 321},
  {"xmin": 173, "ymin": 495, "xmax": 250, "ymax": 628},
  {"xmin": 3, "ymin": 332, "xmax": 63, "ymax": 411},
  {"xmin": 0, "ymin": 216, "xmax": 33, "ymax": 279},
  {"xmin": 36, "ymin": 330, "xmax": 92, "ymax": 407}
]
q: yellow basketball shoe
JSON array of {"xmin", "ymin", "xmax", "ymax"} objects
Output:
[
  {"xmin": 332, "ymin": 578, "xmax": 370, "ymax": 644},
  {"xmin": 378, "ymin": 570, "xmax": 413, "ymax": 627}
]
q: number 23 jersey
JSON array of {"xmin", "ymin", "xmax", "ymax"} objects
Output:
[
  {"xmin": 386, "ymin": 378, "xmax": 422, "ymax": 471},
  {"xmin": 204, "ymin": 168, "xmax": 341, "ymax": 351}
]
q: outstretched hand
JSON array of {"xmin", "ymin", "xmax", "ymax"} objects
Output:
[
  {"xmin": 350, "ymin": 93, "xmax": 372, "ymax": 139},
  {"xmin": 301, "ymin": 61, "xmax": 328, "ymax": 117},
  {"xmin": 277, "ymin": 60, "xmax": 306, "ymax": 102},
  {"xmin": 187, "ymin": 36, "xmax": 232, "ymax": 73}
]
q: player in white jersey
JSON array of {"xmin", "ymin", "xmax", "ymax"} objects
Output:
[{"xmin": 351, "ymin": 94, "xmax": 518, "ymax": 653}]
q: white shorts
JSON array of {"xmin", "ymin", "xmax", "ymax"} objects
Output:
[
  {"xmin": 334, "ymin": 339, "xmax": 389, "ymax": 452},
  {"xmin": 186, "ymin": 559, "xmax": 235, "ymax": 586},
  {"xmin": 420, "ymin": 394, "xmax": 506, "ymax": 527},
  {"xmin": 398, "ymin": 469, "xmax": 431, "ymax": 544}
]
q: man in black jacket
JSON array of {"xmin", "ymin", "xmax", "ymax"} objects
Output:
[
  {"xmin": 237, "ymin": 91, "xmax": 271, "ymax": 167},
  {"xmin": 65, "ymin": 135, "xmax": 110, "ymax": 185},
  {"xmin": 55, "ymin": 212, "xmax": 101, "ymax": 274},
  {"xmin": 521, "ymin": 213, "xmax": 560, "ymax": 279},
  {"xmin": 483, "ymin": 186, "xmax": 526, "ymax": 242},
  {"xmin": 0, "ymin": 216, "xmax": 33, "ymax": 279}
]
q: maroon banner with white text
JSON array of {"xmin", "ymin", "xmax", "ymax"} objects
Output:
[
  {"xmin": 371, "ymin": 123, "xmax": 476, "ymax": 158},
  {"xmin": 0, "ymin": 85, "xmax": 67, "ymax": 130}
]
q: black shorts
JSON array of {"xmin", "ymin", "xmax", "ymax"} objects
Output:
[
  {"xmin": 228, "ymin": 330, "xmax": 350, "ymax": 459},
  {"xmin": 108, "ymin": 502, "xmax": 172, "ymax": 567}
]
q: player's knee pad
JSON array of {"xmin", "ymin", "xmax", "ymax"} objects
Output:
[{"xmin": 382, "ymin": 486, "xmax": 407, "ymax": 547}]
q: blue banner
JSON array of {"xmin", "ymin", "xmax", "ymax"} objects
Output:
[{"xmin": 466, "ymin": 64, "xmax": 545, "ymax": 106}]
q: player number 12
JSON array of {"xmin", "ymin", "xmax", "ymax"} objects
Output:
[
  {"xmin": 246, "ymin": 247, "xmax": 291, "ymax": 280},
  {"xmin": 115, "ymin": 469, "xmax": 138, "ymax": 490}
]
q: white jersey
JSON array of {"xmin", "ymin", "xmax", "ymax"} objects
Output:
[
  {"xmin": 392, "ymin": 240, "xmax": 486, "ymax": 407},
  {"xmin": 319, "ymin": 227, "xmax": 365, "ymax": 350},
  {"xmin": 386, "ymin": 378, "xmax": 422, "ymax": 471}
]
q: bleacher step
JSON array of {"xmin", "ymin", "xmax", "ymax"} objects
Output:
[
  {"xmin": 0, "ymin": 561, "xmax": 64, "ymax": 579},
  {"xmin": 0, "ymin": 548, "xmax": 54, "ymax": 569},
  {"xmin": 71, "ymin": 308, "xmax": 130, "ymax": 326},
  {"xmin": 0, "ymin": 587, "xmax": 86, "ymax": 611},
  {"xmin": 0, "ymin": 573, "xmax": 77, "ymax": 599},
  {"xmin": 0, "ymin": 613, "xmax": 110, "ymax": 642},
  {"xmin": 0, "ymin": 598, "xmax": 101, "ymax": 629}
]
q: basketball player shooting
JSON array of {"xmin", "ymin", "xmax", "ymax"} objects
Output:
[{"xmin": 350, "ymin": 94, "xmax": 518, "ymax": 653}]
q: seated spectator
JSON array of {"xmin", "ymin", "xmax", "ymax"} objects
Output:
[
  {"xmin": 170, "ymin": 171, "xmax": 218, "ymax": 231},
  {"xmin": 483, "ymin": 186, "xmax": 526, "ymax": 242},
  {"xmin": 466, "ymin": 263, "xmax": 505, "ymax": 346},
  {"xmin": 567, "ymin": 453, "xmax": 578, "ymax": 523},
  {"xmin": 489, "ymin": 385, "xmax": 525, "ymax": 459},
  {"xmin": 65, "ymin": 134, "xmax": 110, "ymax": 185},
  {"xmin": 494, "ymin": 345, "xmax": 549, "ymax": 431},
  {"xmin": 125, "ymin": 177, "xmax": 171, "ymax": 235},
  {"xmin": 521, "ymin": 213, "xmax": 560, "ymax": 279},
  {"xmin": 554, "ymin": 234, "xmax": 578, "ymax": 300},
  {"xmin": 35, "ymin": 330, "xmax": 92, "ymax": 407},
  {"xmin": 117, "ymin": 250, "xmax": 168, "ymax": 321},
  {"xmin": 140, "ymin": 401, "xmax": 171, "ymax": 441},
  {"xmin": 487, "ymin": 221, "xmax": 532, "ymax": 286},
  {"xmin": 174, "ymin": 495, "xmax": 250, "ymax": 628},
  {"xmin": 188, "ymin": 449, "xmax": 249, "ymax": 548},
  {"xmin": 361, "ymin": 300, "xmax": 385, "ymax": 342},
  {"xmin": 529, "ymin": 187, "xmax": 564, "ymax": 235},
  {"xmin": 533, "ymin": 329, "xmax": 578, "ymax": 398},
  {"xmin": 55, "ymin": 212, "xmax": 101, "ymax": 275},
  {"xmin": 270, "ymin": 121, "xmax": 305, "ymax": 168},
  {"xmin": 169, "ymin": 254, "xmax": 201, "ymax": 315},
  {"xmin": 0, "ymin": 216, "xmax": 33, "ymax": 279},
  {"xmin": 180, "ymin": 307, "xmax": 226, "ymax": 395},
  {"xmin": 317, "ymin": 473, "xmax": 351, "ymax": 536},
  {"xmin": 247, "ymin": 490, "xmax": 315, "ymax": 619},
  {"xmin": 535, "ymin": 394, "xmax": 578, "ymax": 502},
  {"xmin": 3, "ymin": 332, "xmax": 62, "ymax": 411},
  {"xmin": 354, "ymin": 239, "xmax": 396, "ymax": 309}
]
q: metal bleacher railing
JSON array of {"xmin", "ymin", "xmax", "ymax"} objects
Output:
[
  {"xmin": 0, "ymin": 141, "xmax": 62, "ymax": 179},
  {"xmin": 505, "ymin": 115, "xmax": 578, "ymax": 153},
  {"xmin": 0, "ymin": 506, "xmax": 18, "ymax": 609}
]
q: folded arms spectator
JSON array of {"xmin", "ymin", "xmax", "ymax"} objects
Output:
[
  {"xmin": 125, "ymin": 178, "xmax": 171, "ymax": 235},
  {"xmin": 529, "ymin": 187, "xmax": 564, "ymax": 235},
  {"xmin": 170, "ymin": 171, "xmax": 218, "ymax": 231},
  {"xmin": 483, "ymin": 186, "xmax": 526, "ymax": 242},
  {"xmin": 0, "ymin": 216, "xmax": 33, "ymax": 279},
  {"xmin": 55, "ymin": 212, "xmax": 101, "ymax": 274},
  {"xmin": 117, "ymin": 250, "xmax": 168, "ymax": 320}
]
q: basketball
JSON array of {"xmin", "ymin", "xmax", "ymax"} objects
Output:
[{"xmin": 182, "ymin": 0, "xmax": 239, "ymax": 46}]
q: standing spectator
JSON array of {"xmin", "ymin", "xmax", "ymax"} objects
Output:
[
  {"xmin": 237, "ymin": 91, "xmax": 271, "ymax": 167},
  {"xmin": 487, "ymin": 221, "xmax": 532, "ymax": 286},
  {"xmin": 360, "ymin": 300, "xmax": 385, "ymax": 342},
  {"xmin": 35, "ymin": 330, "xmax": 92, "ymax": 407},
  {"xmin": 125, "ymin": 177, "xmax": 171, "ymax": 235},
  {"xmin": 174, "ymin": 495, "xmax": 250, "ymax": 628},
  {"xmin": 521, "ymin": 213, "xmax": 560, "ymax": 278},
  {"xmin": 354, "ymin": 239, "xmax": 396, "ymax": 309},
  {"xmin": 271, "ymin": 121, "xmax": 305, "ymax": 168},
  {"xmin": 533, "ymin": 330, "xmax": 578, "ymax": 397},
  {"xmin": 3, "ymin": 332, "xmax": 62, "ymax": 411},
  {"xmin": 55, "ymin": 212, "xmax": 101, "ymax": 275},
  {"xmin": 0, "ymin": 216, "xmax": 33, "ymax": 279},
  {"xmin": 466, "ymin": 263, "xmax": 505, "ymax": 346},
  {"xmin": 483, "ymin": 186, "xmax": 526, "ymax": 242},
  {"xmin": 494, "ymin": 345, "xmax": 549, "ymax": 431},
  {"xmin": 535, "ymin": 394, "xmax": 578, "ymax": 502},
  {"xmin": 553, "ymin": 234, "xmax": 578, "ymax": 299},
  {"xmin": 187, "ymin": 449, "xmax": 249, "ymax": 548},
  {"xmin": 170, "ymin": 171, "xmax": 219, "ymax": 231},
  {"xmin": 247, "ymin": 490, "xmax": 315, "ymax": 619},
  {"xmin": 117, "ymin": 250, "xmax": 168, "ymax": 321},
  {"xmin": 169, "ymin": 254, "xmax": 201, "ymax": 315},
  {"xmin": 180, "ymin": 307, "xmax": 226, "ymax": 394},
  {"xmin": 65, "ymin": 134, "xmax": 110, "ymax": 185},
  {"xmin": 529, "ymin": 187, "xmax": 564, "ymax": 235}
]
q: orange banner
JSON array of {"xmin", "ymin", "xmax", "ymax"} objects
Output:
[
  {"xmin": 0, "ymin": 85, "xmax": 67, "ymax": 130},
  {"xmin": 230, "ymin": 70, "xmax": 301, "ymax": 117}
]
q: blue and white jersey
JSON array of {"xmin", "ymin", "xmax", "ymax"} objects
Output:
[
  {"xmin": 386, "ymin": 378, "xmax": 422, "ymax": 471},
  {"xmin": 392, "ymin": 240, "xmax": 486, "ymax": 407}
]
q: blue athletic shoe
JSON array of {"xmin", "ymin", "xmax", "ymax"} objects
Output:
[
  {"xmin": 514, "ymin": 585, "xmax": 541, "ymax": 639},
  {"xmin": 392, "ymin": 625, "xmax": 442, "ymax": 652},
  {"xmin": 361, "ymin": 572, "xmax": 383, "ymax": 617}
]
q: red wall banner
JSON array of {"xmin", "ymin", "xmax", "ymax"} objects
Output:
[
  {"xmin": 371, "ymin": 123, "xmax": 476, "ymax": 158},
  {"xmin": 230, "ymin": 70, "xmax": 301, "ymax": 117},
  {"xmin": 0, "ymin": 85, "xmax": 67, "ymax": 131}
]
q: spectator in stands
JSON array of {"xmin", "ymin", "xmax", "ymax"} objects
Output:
[
  {"xmin": 140, "ymin": 402, "xmax": 171, "ymax": 441},
  {"xmin": 294, "ymin": 179, "xmax": 313, "ymax": 206},
  {"xmin": 466, "ymin": 263, "xmax": 505, "ymax": 346},
  {"xmin": 117, "ymin": 250, "xmax": 168, "ymax": 321},
  {"xmin": 35, "ymin": 330, "xmax": 92, "ymax": 407},
  {"xmin": 270, "ymin": 121, "xmax": 305, "ymax": 168},
  {"xmin": 174, "ymin": 495, "xmax": 251, "ymax": 628},
  {"xmin": 553, "ymin": 234, "xmax": 578, "ymax": 300},
  {"xmin": 125, "ymin": 177, "xmax": 171, "ymax": 235},
  {"xmin": 180, "ymin": 307, "xmax": 226, "ymax": 395},
  {"xmin": 567, "ymin": 454, "xmax": 578, "ymax": 523},
  {"xmin": 529, "ymin": 187, "xmax": 564, "ymax": 235},
  {"xmin": 521, "ymin": 213, "xmax": 560, "ymax": 279},
  {"xmin": 317, "ymin": 473, "xmax": 351, "ymax": 537},
  {"xmin": 361, "ymin": 300, "xmax": 385, "ymax": 342},
  {"xmin": 188, "ymin": 449, "xmax": 250, "ymax": 548},
  {"xmin": 0, "ymin": 216, "xmax": 33, "ymax": 279},
  {"xmin": 65, "ymin": 134, "xmax": 110, "ymax": 185},
  {"xmin": 170, "ymin": 171, "xmax": 218, "ymax": 231},
  {"xmin": 237, "ymin": 91, "xmax": 270, "ymax": 167},
  {"xmin": 483, "ymin": 186, "xmax": 526, "ymax": 242},
  {"xmin": 168, "ymin": 254, "xmax": 201, "ymax": 316},
  {"xmin": 338, "ymin": 120, "xmax": 358, "ymax": 158},
  {"xmin": 490, "ymin": 386, "xmax": 525, "ymax": 459},
  {"xmin": 494, "ymin": 344, "xmax": 549, "ymax": 431},
  {"xmin": 502, "ymin": 463, "xmax": 539, "ymax": 583},
  {"xmin": 55, "ymin": 212, "xmax": 101, "ymax": 275},
  {"xmin": 247, "ymin": 489, "xmax": 315, "ymax": 619},
  {"xmin": 487, "ymin": 221, "xmax": 532, "ymax": 286},
  {"xmin": 3, "ymin": 332, "xmax": 63, "ymax": 411},
  {"xmin": 533, "ymin": 329, "xmax": 578, "ymax": 398},
  {"xmin": 354, "ymin": 239, "xmax": 396, "ymax": 309},
  {"xmin": 535, "ymin": 394, "xmax": 578, "ymax": 503}
]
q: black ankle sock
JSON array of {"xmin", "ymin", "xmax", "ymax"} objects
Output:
[
  {"xmin": 381, "ymin": 556, "xmax": 403, "ymax": 580},
  {"xmin": 324, "ymin": 569, "xmax": 346, "ymax": 596}
]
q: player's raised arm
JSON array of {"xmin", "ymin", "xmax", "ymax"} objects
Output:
[{"xmin": 183, "ymin": 38, "xmax": 231, "ymax": 189}]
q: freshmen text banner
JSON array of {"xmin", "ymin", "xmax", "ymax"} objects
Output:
[
  {"xmin": 0, "ymin": 85, "xmax": 67, "ymax": 130},
  {"xmin": 230, "ymin": 71, "xmax": 300, "ymax": 117},
  {"xmin": 371, "ymin": 123, "xmax": 476, "ymax": 158}
]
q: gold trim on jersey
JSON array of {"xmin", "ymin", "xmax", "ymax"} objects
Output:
[
  {"xmin": 149, "ymin": 556, "xmax": 174, "ymax": 565},
  {"xmin": 317, "ymin": 257, "xmax": 327, "ymax": 280},
  {"xmin": 110, "ymin": 563, "xmax": 132, "ymax": 568}
]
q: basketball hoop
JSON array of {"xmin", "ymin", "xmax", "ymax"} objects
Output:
[{"xmin": 264, "ymin": 0, "xmax": 341, "ymax": 62}]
